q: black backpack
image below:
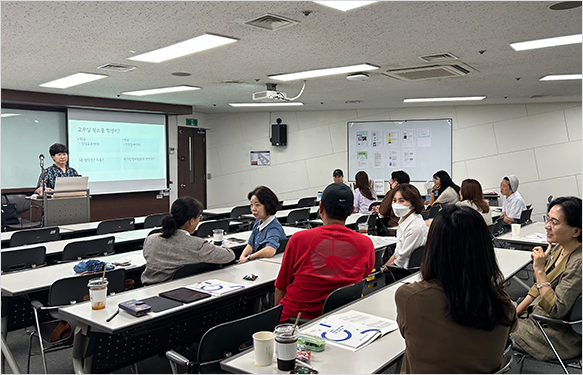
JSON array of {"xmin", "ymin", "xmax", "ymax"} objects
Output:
[{"xmin": 1, "ymin": 194, "xmax": 19, "ymax": 225}]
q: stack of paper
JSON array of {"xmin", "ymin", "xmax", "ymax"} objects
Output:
[
  {"xmin": 187, "ymin": 279, "xmax": 245, "ymax": 296},
  {"xmin": 521, "ymin": 233, "xmax": 547, "ymax": 242},
  {"xmin": 303, "ymin": 310, "xmax": 398, "ymax": 351}
]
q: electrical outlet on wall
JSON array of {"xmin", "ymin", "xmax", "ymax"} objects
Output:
[{"xmin": 156, "ymin": 194, "xmax": 163, "ymax": 199}]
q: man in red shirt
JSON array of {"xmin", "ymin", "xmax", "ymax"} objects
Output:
[{"xmin": 274, "ymin": 182, "xmax": 376, "ymax": 321}]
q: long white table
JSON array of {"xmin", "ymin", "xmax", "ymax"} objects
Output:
[
  {"xmin": 1, "ymin": 226, "xmax": 75, "ymax": 245},
  {"xmin": 242, "ymin": 206, "xmax": 319, "ymax": 221},
  {"xmin": 220, "ymin": 247, "xmax": 532, "ymax": 374},
  {"xmin": 309, "ymin": 212, "xmax": 370, "ymax": 227},
  {"xmin": 496, "ymin": 221, "xmax": 547, "ymax": 248}
]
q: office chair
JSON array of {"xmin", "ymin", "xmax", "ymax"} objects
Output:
[
  {"xmin": 495, "ymin": 337, "xmax": 515, "ymax": 374},
  {"xmin": 1, "ymin": 246, "xmax": 46, "ymax": 272},
  {"xmin": 96, "ymin": 217, "xmax": 135, "ymax": 235},
  {"xmin": 9, "ymin": 226, "xmax": 60, "ymax": 248},
  {"xmin": 171, "ymin": 263, "xmax": 222, "ymax": 280},
  {"xmin": 515, "ymin": 294, "xmax": 582, "ymax": 374},
  {"xmin": 368, "ymin": 201, "xmax": 381, "ymax": 211},
  {"xmin": 148, "ymin": 228, "xmax": 163, "ymax": 236},
  {"xmin": 61, "ymin": 236, "xmax": 115, "ymax": 261},
  {"xmin": 165, "ymin": 305, "xmax": 283, "ymax": 373},
  {"xmin": 195, "ymin": 219, "xmax": 229, "ymax": 238},
  {"xmin": 355, "ymin": 214, "xmax": 377, "ymax": 235},
  {"xmin": 428, "ymin": 204, "xmax": 441, "ymax": 219},
  {"xmin": 229, "ymin": 205, "xmax": 251, "ymax": 219},
  {"xmin": 297, "ymin": 197, "xmax": 317, "ymax": 208},
  {"xmin": 4, "ymin": 194, "xmax": 40, "ymax": 230},
  {"xmin": 385, "ymin": 245, "xmax": 424, "ymax": 284},
  {"xmin": 276, "ymin": 237, "xmax": 289, "ymax": 254},
  {"xmin": 285, "ymin": 208, "xmax": 311, "ymax": 228},
  {"xmin": 421, "ymin": 210, "xmax": 431, "ymax": 220},
  {"xmin": 28, "ymin": 268, "xmax": 126, "ymax": 373},
  {"xmin": 322, "ymin": 280, "xmax": 365, "ymax": 315},
  {"xmin": 143, "ymin": 213, "xmax": 166, "ymax": 229},
  {"xmin": 374, "ymin": 213, "xmax": 394, "ymax": 237},
  {"xmin": 489, "ymin": 218, "xmax": 504, "ymax": 237},
  {"xmin": 515, "ymin": 208, "xmax": 533, "ymax": 225},
  {"xmin": 364, "ymin": 247, "xmax": 387, "ymax": 294}
]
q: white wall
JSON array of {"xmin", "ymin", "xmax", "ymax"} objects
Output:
[{"xmin": 201, "ymin": 103, "xmax": 581, "ymax": 218}]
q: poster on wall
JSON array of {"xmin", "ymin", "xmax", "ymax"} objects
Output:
[
  {"xmin": 250, "ymin": 151, "xmax": 270, "ymax": 166},
  {"xmin": 417, "ymin": 128, "xmax": 432, "ymax": 147},
  {"xmin": 402, "ymin": 149, "xmax": 416, "ymax": 168},
  {"xmin": 371, "ymin": 131, "xmax": 383, "ymax": 148},
  {"xmin": 357, "ymin": 151, "xmax": 368, "ymax": 167},
  {"xmin": 402, "ymin": 129, "xmax": 415, "ymax": 147},
  {"xmin": 387, "ymin": 149, "xmax": 399, "ymax": 167},
  {"xmin": 387, "ymin": 130, "xmax": 400, "ymax": 147},
  {"xmin": 356, "ymin": 131, "xmax": 369, "ymax": 147},
  {"xmin": 373, "ymin": 151, "xmax": 383, "ymax": 168}
]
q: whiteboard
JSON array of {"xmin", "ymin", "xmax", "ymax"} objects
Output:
[{"xmin": 347, "ymin": 119, "xmax": 452, "ymax": 182}]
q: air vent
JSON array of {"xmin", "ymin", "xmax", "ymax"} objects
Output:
[
  {"xmin": 383, "ymin": 64, "xmax": 474, "ymax": 81},
  {"xmin": 530, "ymin": 95, "xmax": 550, "ymax": 99},
  {"xmin": 245, "ymin": 14, "xmax": 300, "ymax": 31},
  {"xmin": 345, "ymin": 100, "xmax": 363, "ymax": 104},
  {"xmin": 97, "ymin": 63, "xmax": 136, "ymax": 72},
  {"xmin": 221, "ymin": 80, "xmax": 248, "ymax": 84},
  {"xmin": 418, "ymin": 52, "xmax": 459, "ymax": 63}
]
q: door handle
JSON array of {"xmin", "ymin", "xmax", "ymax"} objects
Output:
[{"xmin": 180, "ymin": 184, "xmax": 186, "ymax": 188}]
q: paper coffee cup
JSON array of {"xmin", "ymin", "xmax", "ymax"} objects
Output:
[
  {"xmin": 253, "ymin": 331, "xmax": 274, "ymax": 366},
  {"xmin": 511, "ymin": 223, "xmax": 521, "ymax": 237}
]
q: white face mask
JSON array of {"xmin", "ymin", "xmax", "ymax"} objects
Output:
[{"xmin": 392, "ymin": 203, "xmax": 412, "ymax": 218}]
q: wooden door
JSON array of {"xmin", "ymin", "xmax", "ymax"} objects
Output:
[{"xmin": 177, "ymin": 127, "xmax": 207, "ymax": 207}]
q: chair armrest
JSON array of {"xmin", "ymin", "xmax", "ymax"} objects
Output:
[
  {"xmin": 531, "ymin": 314, "xmax": 563, "ymax": 325},
  {"xmin": 31, "ymin": 300, "xmax": 44, "ymax": 309},
  {"xmin": 165, "ymin": 350, "xmax": 193, "ymax": 367}
]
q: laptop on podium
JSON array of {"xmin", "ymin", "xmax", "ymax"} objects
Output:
[{"xmin": 52, "ymin": 176, "xmax": 89, "ymax": 198}]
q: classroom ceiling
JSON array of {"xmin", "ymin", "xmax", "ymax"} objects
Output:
[{"xmin": 1, "ymin": 1, "xmax": 581, "ymax": 113}]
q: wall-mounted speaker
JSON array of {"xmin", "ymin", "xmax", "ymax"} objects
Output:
[{"xmin": 271, "ymin": 123, "xmax": 287, "ymax": 146}]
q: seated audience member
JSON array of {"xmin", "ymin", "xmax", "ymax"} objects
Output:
[
  {"xmin": 381, "ymin": 184, "xmax": 428, "ymax": 280},
  {"xmin": 396, "ymin": 205, "xmax": 517, "ymax": 373},
  {"xmin": 428, "ymin": 170, "xmax": 460, "ymax": 206},
  {"xmin": 456, "ymin": 178, "xmax": 492, "ymax": 225},
  {"xmin": 512, "ymin": 196, "xmax": 581, "ymax": 361},
  {"xmin": 238, "ymin": 186, "xmax": 287, "ymax": 263},
  {"xmin": 353, "ymin": 170, "xmax": 377, "ymax": 213},
  {"xmin": 274, "ymin": 182, "xmax": 375, "ymax": 321},
  {"xmin": 332, "ymin": 168, "xmax": 344, "ymax": 183},
  {"xmin": 500, "ymin": 175, "xmax": 527, "ymax": 224},
  {"xmin": 141, "ymin": 197, "xmax": 235, "ymax": 285},
  {"xmin": 373, "ymin": 170, "xmax": 410, "ymax": 228}
]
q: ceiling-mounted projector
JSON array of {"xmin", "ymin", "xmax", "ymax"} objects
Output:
[{"xmin": 253, "ymin": 83, "xmax": 288, "ymax": 101}]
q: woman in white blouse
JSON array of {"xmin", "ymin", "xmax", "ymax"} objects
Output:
[
  {"xmin": 456, "ymin": 179, "xmax": 492, "ymax": 225},
  {"xmin": 353, "ymin": 171, "xmax": 377, "ymax": 213},
  {"xmin": 428, "ymin": 170, "xmax": 460, "ymax": 206},
  {"xmin": 382, "ymin": 183, "xmax": 428, "ymax": 282}
]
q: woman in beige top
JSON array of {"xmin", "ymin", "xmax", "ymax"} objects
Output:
[
  {"xmin": 427, "ymin": 170, "xmax": 460, "ymax": 206},
  {"xmin": 456, "ymin": 178, "xmax": 492, "ymax": 225},
  {"xmin": 395, "ymin": 205, "xmax": 516, "ymax": 373}
]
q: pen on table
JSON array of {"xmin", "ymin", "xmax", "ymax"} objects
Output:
[{"xmin": 106, "ymin": 308, "xmax": 120, "ymax": 322}]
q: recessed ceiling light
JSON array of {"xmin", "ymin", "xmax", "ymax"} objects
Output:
[
  {"xmin": 313, "ymin": 1, "xmax": 378, "ymax": 11},
  {"xmin": 403, "ymin": 96, "xmax": 486, "ymax": 103},
  {"xmin": 510, "ymin": 34, "xmax": 582, "ymax": 51},
  {"xmin": 39, "ymin": 73, "xmax": 108, "ymax": 89},
  {"xmin": 549, "ymin": 1, "xmax": 582, "ymax": 10},
  {"xmin": 228, "ymin": 102, "xmax": 304, "ymax": 107},
  {"xmin": 128, "ymin": 33, "xmax": 238, "ymax": 63},
  {"xmin": 122, "ymin": 85, "xmax": 201, "ymax": 96},
  {"xmin": 1, "ymin": 113, "xmax": 21, "ymax": 118},
  {"xmin": 540, "ymin": 74, "xmax": 582, "ymax": 81},
  {"xmin": 171, "ymin": 72, "xmax": 192, "ymax": 77},
  {"xmin": 346, "ymin": 73, "xmax": 369, "ymax": 81},
  {"xmin": 270, "ymin": 63, "xmax": 379, "ymax": 81}
]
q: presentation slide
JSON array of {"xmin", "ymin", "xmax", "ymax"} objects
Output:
[{"xmin": 68, "ymin": 109, "xmax": 167, "ymax": 195}]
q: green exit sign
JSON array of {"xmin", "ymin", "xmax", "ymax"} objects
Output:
[{"xmin": 186, "ymin": 118, "xmax": 198, "ymax": 126}]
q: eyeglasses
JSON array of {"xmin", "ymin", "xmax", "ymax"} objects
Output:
[{"xmin": 543, "ymin": 215, "xmax": 560, "ymax": 228}]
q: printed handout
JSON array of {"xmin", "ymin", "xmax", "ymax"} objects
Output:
[
  {"xmin": 357, "ymin": 131, "xmax": 369, "ymax": 147},
  {"xmin": 417, "ymin": 127, "xmax": 432, "ymax": 147},
  {"xmin": 402, "ymin": 149, "xmax": 416, "ymax": 168}
]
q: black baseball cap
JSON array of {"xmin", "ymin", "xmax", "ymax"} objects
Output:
[
  {"xmin": 321, "ymin": 182, "xmax": 353, "ymax": 219},
  {"xmin": 332, "ymin": 169, "xmax": 344, "ymax": 177}
]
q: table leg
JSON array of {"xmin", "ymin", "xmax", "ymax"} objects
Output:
[{"xmin": 1, "ymin": 326, "xmax": 22, "ymax": 374}]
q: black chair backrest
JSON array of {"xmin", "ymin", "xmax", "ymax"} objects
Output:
[
  {"xmin": 570, "ymin": 294, "xmax": 582, "ymax": 335},
  {"xmin": 526, "ymin": 204, "xmax": 532, "ymax": 210},
  {"xmin": 428, "ymin": 205, "xmax": 441, "ymax": 219},
  {"xmin": 276, "ymin": 237, "xmax": 289, "ymax": 254},
  {"xmin": 7, "ymin": 194, "xmax": 30, "ymax": 215},
  {"xmin": 369, "ymin": 202, "xmax": 381, "ymax": 211},
  {"xmin": 48, "ymin": 268, "xmax": 126, "ymax": 307},
  {"xmin": 408, "ymin": 246, "xmax": 425, "ymax": 268},
  {"xmin": 230, "ymin": 205, "xmax": 251, "ymax": 219},
  {"xmin": 286, "ymin": 208, "xmax": 310, "ymax": 225},
  {"xmin": 322, "ymin": 280, "xmax": 365, "ymax": 315},
  {"xmin": 62, "ymin": 236, "xmax": 115, "ymax": 261},
  {"xmin": 143, "ymin": 213, "xmax": 166, "ymax": 229},
  {"xmin": 148, "ymin": 228, "xmax": 163, "ymax": 236},
  {"xmin": 195, "ymin": 219, "xmax": 230, "ymax": 238},
  {"xmin": 373, "ymin": 247, "xmax": 385, "ymax": 272},
  {"xmin": 421, "ymin": 210, "xmax": 430, "ymax": 220},
  {"xmin": 297, "ymin": 197, "xmax": 317, "ymax": 208},
  {"xmin": 9, "ymin": 226, "xmax": 60, "ymax": 247},
  {"xmin": 197, "ymin": 305, "xmax": 283, "ymax": 373},
  {"xmin": 1, "ymin": 246, "xmax": 46, "ymax": 272},
  {"xmin": 356, "ymin": 214, "xmax": 377, "ymax": 230},
  {"xmin": 516, "ymin": 208, "xmax": 533, "ymax": 224},
  {"xmin": 96, "ymin": 218, "xmax": 135, "ymax": 235},
  {"xmin": 171, "ymin": 263, "xmax": 222, "ymax": 280}
]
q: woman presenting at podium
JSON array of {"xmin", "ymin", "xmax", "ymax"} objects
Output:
[{"xmin": 35, "ymin": 143, "xmax": 79, "ymax": 194}]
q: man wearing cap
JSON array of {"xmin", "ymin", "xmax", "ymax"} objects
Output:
[
  {"xmin": 500, "ymin": 174, "xmax": 527, "ymax": 224},
  {"xmin": 332, "ymin": 168, "xmax": 344, "ymax": 183},
  {"xmin": 274, "ymin": 182, "xmax": 375, "ymax": 322}
]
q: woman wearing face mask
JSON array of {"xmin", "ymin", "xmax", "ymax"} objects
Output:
[{"xmin": 382, "ymin": 184, "xmax": 428, "ymax": 280}]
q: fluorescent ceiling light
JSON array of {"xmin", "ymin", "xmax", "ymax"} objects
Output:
[
  {"xmin": 229, "ymin": 102, "xmax": 304, "ymax": 107},
  {"xmin": 39, "ymin": 73, "xmax": 107, "ymax": 89},
  {"xmin": 540, "ymin": 74, "xmax": 582, "ymax": 81},
  {"xmin": 128, "ymin": 34, "xmax": 238, "ymax": 63},
  {"xmin": 314, "ymin": 1, "xmax": 378, "ymax": 11},
  {"xmin": 404, "ymin": 96, "xmax": 486, "ymax": 103},
  {"xmin": 1, "ymin": 113, "xmax": 21, "ymax": 118},
  {"xmin": 270, "ymin": 63, "xmax": 379, "ymax": 81},
  {"xmin": 510, "ymin": 34, "xmax": 582, "ymax": 51},
  {"xmin": 122, "ymin": 85, "xmax": 201, "ymax": 96}
]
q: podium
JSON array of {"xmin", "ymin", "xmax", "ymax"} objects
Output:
[{"xmin": 31, "ymin": 189, "xmax": 91, "ymax": 226}]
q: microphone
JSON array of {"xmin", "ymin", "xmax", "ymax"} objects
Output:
[{"xmin": 39, "ymin": 154, "xmax": 44, "ymax": 168}]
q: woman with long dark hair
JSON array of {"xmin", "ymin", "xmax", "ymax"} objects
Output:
[
  {"xmin": 395, "ymin": 205, "xmax": 516, "ymax": 373},
  {"xmin": 353, "ymin": 171, "xmax": 377, "ymax": 213},
  {"xmin": 141, "ymin": 196, "xmax": 235, "ymax": 285},
  {"xmin": 512, "ymin": 196, "xmax": 581, "ymax": 361},
  {"xmin": 428, "ymin": 170, "xmax": 460, "ymax": 206},
  {"xmin": 456, "ymin": 178, "xmax": 492, "ymax": 225}
]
